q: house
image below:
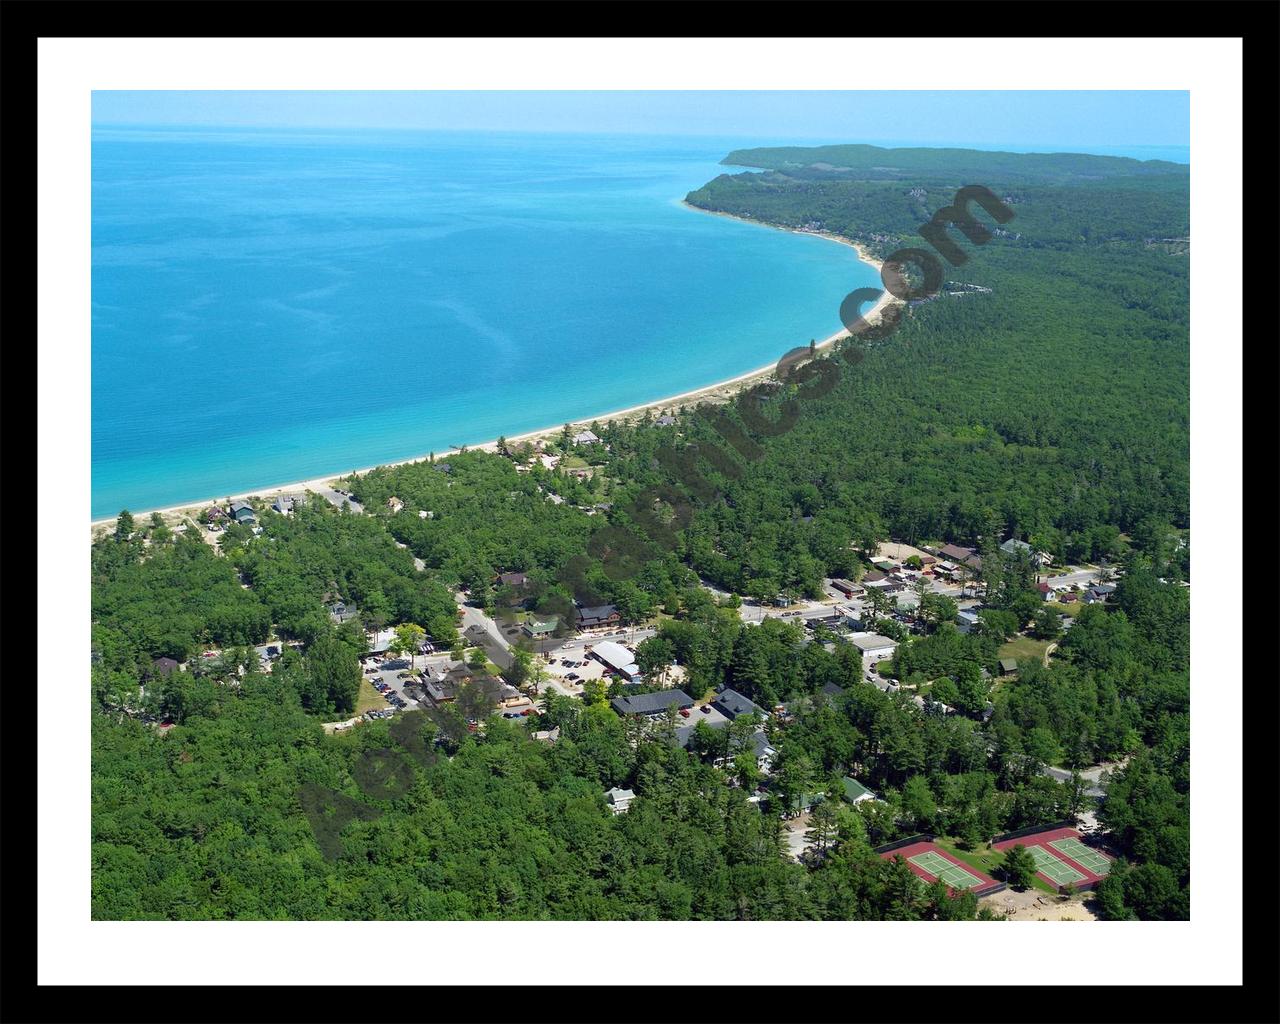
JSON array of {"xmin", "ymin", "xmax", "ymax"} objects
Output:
[
  {"xmin": 536, "ymin": 453, "xmax": 561, "ymax": 470},
  {"xmin": 497, "ymin": 571, "xmax": 529, "ymax": 589},
  {"xmin": 821, "ymin": 681, "xmax": 846, "ymax": 700},
  {"xmin": 830, "ymin": 578, "xmax": 859, "ymax": 597},
  {"xmin": 532, "ymin": 725, "xmax": 561, "ymax": 744},
  {"xmin": 151, "ymin": 656, "xmax": 180, "ymax": 677},
  {"xmin": 591, "ymin": 640, "xmax": 641, "ymax": 681},
  {"xmin": 521, "ymin": 617, "xmax": 559, "ymax": 639},
  {"xmin": 271, "ymin": 495, "xmax": 295, "ymax": 515},
  {"xmin": 850, "ymin": 633, "xmax": 898, "ymax": 663},
  {"xmin": 572, "ymin": 429, "xmax": 601, "ymax": 445},
  {"xmin": 575, "ymin": 603, "xmax": 620, "ymax": 629},
  {"xmin": 605, "ymin": 787, "xmax": 635, "ymax": 815},
  {"xmin": 1036, "ymin": 581, "xmax": 1055, "ymax": 601},
  {"xmin": 938, "ymin": 543, "xmax": 974, "ymax": 563},
  {"xmin": 434, "ymin": 461, "xmax": 452, "ymax": 474},
  {"xmin": 998, "ymin": 657, "xmax": 1019, "ymax": 675},
  {"xmin": 956, "ymin": 609, "xmax": 982, "ymax": 634},
  {"xmin": 387, "ymin": 496, "xmax": 404, "ymax": 513},
  {"xmin": 655, "ymin": 414, "xmax": 676, "ymax": 426},
  {"xmin": 204, "ymin": 505, "xmax": 229, "ymax": 522},
  {"xmin": 841, "ymin": 777, "xmax": 876, "ymax": 805},
  {"xmin": 327, "ymin": 600, "xmax": 359, "ymax": 624},
  {"xmin": 751, "ymin": 730, "xmax": 778, "ymax": 774},
  {"xmin": 711, "ymin": 688, "xmax": 766, "ymax": 721},
  {"xmin": 999, "ymin": 537, "xmax": 1032, "ymax": 557},
  {"xmin": 862, "ymin": 570, "xmax": 888, "ymax": 586},
  {"xmin": 610, "ymin": 689, "xmax": 694, "ymax": 718},
  {"xmin": 228, "ymin": 500, "xmax": 256, "ymax": 525}
]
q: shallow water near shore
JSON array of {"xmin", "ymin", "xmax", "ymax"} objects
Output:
[{"xmin": 92, "ymin": 127, "xmax": 881, "ymax": 517}]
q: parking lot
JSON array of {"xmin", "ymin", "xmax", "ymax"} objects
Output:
[{"xmin": 361, "ymin": 656, "xmax": 427, "ymax": 718}]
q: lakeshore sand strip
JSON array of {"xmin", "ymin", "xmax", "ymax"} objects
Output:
[{"xmin": 91, "ymin": 212, "xmax": 897, "ymax": 533}]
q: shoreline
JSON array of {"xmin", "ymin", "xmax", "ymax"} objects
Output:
[{"xmin": 91, "ymin": 207, "xmax": 895, "ymax": 531}]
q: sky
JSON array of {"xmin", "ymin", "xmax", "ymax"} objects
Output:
[{"xmin": 93, "ymin": 90, "xmax": 1189, "ymax": 151}]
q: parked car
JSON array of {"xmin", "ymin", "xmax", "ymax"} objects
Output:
[
  {"xmin": 566, "ymin": 673, "xmax": 579, "ymax": 681},
  {"xmin": 700, "ymin": 705, "xmax": 712, "ymax": 714},
  {"xmin": 520, "ymin": 709, "xmax": 534, "ymax": 717},
  {"xmin": 679, "ymin": 708, "xmax": 691, "ymax": 718},
  {"xmin": 502, "ymin": 711, "xmax": 522, "ymax": 719}
]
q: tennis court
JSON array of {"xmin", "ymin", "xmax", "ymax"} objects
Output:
[
  {"xmin": 908, "ymin": 851, "xmax": 986, "ymax": 890},
  {"xmin": 1050, "ymin": 837, "xmax": 1111, "ymax": 875},
  {"xmin": 1026, "ymin": 845, "xmax": 1087, "ymax": 886}
]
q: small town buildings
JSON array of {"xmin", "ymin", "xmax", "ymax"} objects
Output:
[
  {"xmin": 610, "ymin": 689, "xmax": 694, "ymax": 718},
  {"xmin": 521, "ymin": 617, "xmax": 559, "ymax": 639},
  {"xmin": 956, "ymin": 609, "xmax": 982, "ymax": 634},
  {"xmin": 228, "ymin": 500, "xmax": 256, "ymax": 525},
  {"xmin": 591, "ymin": 640, "xmax": 641, "ymax": 681},
  {"xmin": 830, "ymin": 578, "xmax": 859, "ymax": 597},
  {"xmin": 711, "ymin": 688, "xmax": 767, "ymax": 721},
  {"xmin": 850, "ymin": 633, "xmax": 898, "ymax": 663},
  {"xmin": 575, "ymin": 603, "xmax": 620, "ymax": 629},
  {"xmin": 605, "ymin": 787, "xmax": 635, "ymax": 815}
]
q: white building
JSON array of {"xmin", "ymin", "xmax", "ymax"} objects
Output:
[
  {"xmin": 591, "ymin": 640, "xmax": 640, "ymax": 681},
  {"xmin": 605, "ymin": 787, "xmax": 635, "ymax": 814},
  {"xmin": 849, "ymin": 632, "xmax": 898, "ymax": 664}
]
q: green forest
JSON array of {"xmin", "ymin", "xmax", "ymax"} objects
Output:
[{"xmin": 91, "ymin": 143, "xmax": 1190, "ymax": 921}]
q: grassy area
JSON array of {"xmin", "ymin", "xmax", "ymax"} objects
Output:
[
  {"xmin": 354, "ymin": 678, "xmax": 385, "ymax": 715},
  {"xmin": 1056, "ymin": 601, "xmax": 1084, "ymax": 618},
  {"xmin": 997, "ymin": 635, "xmax": 1052, "ymax": 668},
  {"xmin": 933, "ymin": 837, "xmax": 1057, "ymax": 895}
]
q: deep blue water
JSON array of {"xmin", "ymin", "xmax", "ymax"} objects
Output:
[{"xmin": 92, "ymin": 128, "xmax": 882, "ymax": 517}]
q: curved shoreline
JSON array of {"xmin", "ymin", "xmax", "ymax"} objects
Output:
[{"xmin": 91, "ymin": 207, "xmax": 896, "ymax": 530}]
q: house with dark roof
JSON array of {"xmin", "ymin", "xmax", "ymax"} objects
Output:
[
  {"xmin": 497, "ymin": 571, "xmax": 528, "ymax": 589},
  {"xmin": 575, "ymin": 603, "xmax": 620, "ymax": 629},
  {"xmin": 998, "ymin": 657, "xmax": 1019, "ymax": 675},
  {"xmin": 610, "ymin": 689, "xmax": 693, "ymax": 718},
  {"xmin": 711, "ymin": 688, "xmax": 766, "ymax": 721},
  {"xmin": 655, "ymin": 414, "xmax": 676, "ymax": 426},
  {"xmin": 228, "ymin": 500, "xmax": 256, "ymax": 525},
  {"xmin": 151, "ymin": 656, "xmax": 180, "ymax": 677},
  {"xmin": 751, "ymin": 730, "xmax": 778, "ymax": 773},
  {"xmin": 327, "ymin": 600, "xmax": 359, "ymax": 624}
]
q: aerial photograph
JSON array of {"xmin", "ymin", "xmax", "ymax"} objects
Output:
[{"xmin": 89, "ymin": 89, "xmax": 1191, "ymax": 923}]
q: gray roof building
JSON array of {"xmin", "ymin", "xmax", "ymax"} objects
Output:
[
  {"xmin": 711, "ymin": 688, "xmax": 766, "ymax": 721},
  {"xmin": 611, "ymin": 689, "xmax": 694, "ymax": 717}
]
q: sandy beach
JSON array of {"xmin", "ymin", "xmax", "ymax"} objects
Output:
[{"xmin": 91, "ymin": 211, "xmax": 896, "ymax": 532}]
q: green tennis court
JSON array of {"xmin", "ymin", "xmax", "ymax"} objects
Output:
[
  {"xmin": 908, "ymin": 851, "xmax": 985, "ymax": 889},
  {"xmin": 1027, "ymin": 845, "xmax": 1087, "ymax": 886},
  {"xmin": 1050, "ymin": 837, "xmax": 1111, "ymax": 875}
]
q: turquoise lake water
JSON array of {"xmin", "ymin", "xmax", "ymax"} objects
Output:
[{"xmin": 92, "ymin": 128, "xmax": 883, "ymax": 518}]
